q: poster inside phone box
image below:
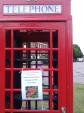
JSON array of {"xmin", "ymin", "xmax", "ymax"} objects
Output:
[{"xmin": 21, "ymin": 70, "xmax": 43, "ymax": 100}]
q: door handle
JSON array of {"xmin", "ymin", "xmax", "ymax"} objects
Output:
[{"xmin": 61, "ymin": 106, "xmax": 66, "ymax": 113}]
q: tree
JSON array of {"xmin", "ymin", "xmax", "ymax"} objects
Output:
[{"xmin": 73, "ymin": 44, "xmax": 83, "ymax": 60}]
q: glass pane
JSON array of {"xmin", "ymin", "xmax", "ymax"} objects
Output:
[
  {"xmin": 37, "ymin": 101, "xmax": 49, "ymax": 110},
  {"xmin": 53, "ymin": 92, "xmax": 58, "ymax": 110},
  {"xmin": 13, "ymin": 30, "xmax": 50, "ymax": 68},
  {"xmin": 5, "ymin": 71, "xmax": 11, "ymax": 89},
  {"xmin": 37, "ymin": 92, "xmax": 50, "ymax": 110},
  {"xmin": 53, "ymin": 51, "xmax": 58, "ymax": 68},
  {"xmin": 14, "ymin": 51, "xmax": 22, "ymax": 68},
  {"xmin": 43, "ymin": 77, "xmax": 49, "ymax": 88},
  {"xmin": 5, "ymin": 91, "xmax": 11, "ymax": 109},
  {"xmin": 13, "ymin": 71, "xmax": 21, "ymax": 89},
  {"xmin": 43, "ymin": 70, "xmax": 49, "ymax": 76},
  {"xmin": 6, "ymin": 51, "xmax": 11, "ymax": 68},
  {"xmin": 52, "ymin": 31, "xmax": 58, "ymax": 48},
  {"xmin": 30, "ymin": 101, "xmax": 36, "ymax": 109},
  {"xmin": 53, "ymin": 71, "xmax": 58, "ymax": 89},
  {"xmin": 13, "ymin": 92, "xmax": 22, "ymax": 109},
  {"xmin": 5, "ymin": 30, "xmax": 11, "ymax": 48},
  {"xmin": 14, "ymin": 30, "xmax": 50, "ymax": 48}
]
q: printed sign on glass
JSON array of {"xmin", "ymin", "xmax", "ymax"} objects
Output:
[{"xmin": 21, "ymin": 70, "xmax": 43, "ymax": 100}]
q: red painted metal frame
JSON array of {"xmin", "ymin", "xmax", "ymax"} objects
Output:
[
  {"xmin": 0, "ymin": 22, "xmax": 72, "ymax": 113},
  {"xmin": 66, "ymin": 20, "xmax": 73, "ymax": 113},
  {"xmin": 0, "ymin": 0, "xmax": 73, "ymax": 113},
  {"xmin": 0, "ymin": 29, "xmax": 5, "ymax": 113}
]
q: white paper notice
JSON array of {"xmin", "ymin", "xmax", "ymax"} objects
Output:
[{"xmin": 21, "ymin": 70, "xmax": 43, "ymax": 100}]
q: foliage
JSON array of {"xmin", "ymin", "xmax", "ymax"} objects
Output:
[{"xmin": 73, "ymin": 44, "xmax": 83, "ymax": 60}]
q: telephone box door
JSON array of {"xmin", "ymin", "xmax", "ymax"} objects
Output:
[{"xmin": 0, "ymin": 22, "xmax": 66, "ymax": 113}]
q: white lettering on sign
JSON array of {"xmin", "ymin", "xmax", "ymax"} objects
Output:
[{"xmin": 3, "ymin": 5, "xmax": 62, "ymax": 14}]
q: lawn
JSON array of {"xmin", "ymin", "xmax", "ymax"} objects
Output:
[{"xmin": 74, "ymin": 83, "xmax": 84, "ymax": 113}]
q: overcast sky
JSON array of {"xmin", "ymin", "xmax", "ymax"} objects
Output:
[{"xmin": 71, "ymin": 0, "xmax": 84, "ymax": 54}]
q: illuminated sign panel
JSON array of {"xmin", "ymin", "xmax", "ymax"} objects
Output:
[{"xmin": 3, "ymin": 5, "xmax": 62, "ymax": 14}]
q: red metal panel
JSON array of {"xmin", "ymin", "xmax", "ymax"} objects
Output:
[
  {"xmin": 5, "ymin": 110, "xmax": 60, "ymax": 113},
  {"xmin": 0, "ymin": 0, "xmax": 71, "ymax": 21},
  {"xmin": 0, "ymin": 22, "xmax": 65, "ymax": 30},
  {"xmin": 0, "ymin": 21, "xmax": 73, "ymax": 113},
  {"xmin": 58, "ymin": 24, "xmax": 67, "ymax": 110},
  {"xmin": 0, "ymin": 0, "xmax": 73, "ymax": 112},
  {"xmin": 66, "ymin": 20, "xmax": 73, "ymax": 113},
  {"xmin": 0, "ymin": 29, "xmax": 5, "ymax": 112}
]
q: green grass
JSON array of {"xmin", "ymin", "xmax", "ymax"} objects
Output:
[{"xmin": 74, "ymin": 83, "xmax": 84, "ymax": 113}]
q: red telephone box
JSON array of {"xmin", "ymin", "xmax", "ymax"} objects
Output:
[{"xmin": 0, "ymin": 0, "xmax": 73, "ymax": 113}]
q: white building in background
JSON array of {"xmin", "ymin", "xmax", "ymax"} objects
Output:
[{"xmin": 77, "ymin": 58, "xmax": 84, "ymax": 62}]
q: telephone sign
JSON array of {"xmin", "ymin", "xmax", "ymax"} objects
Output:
[{"xmin": 3, "ymin": 5, "xmax": 62, "ymax": 14}]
